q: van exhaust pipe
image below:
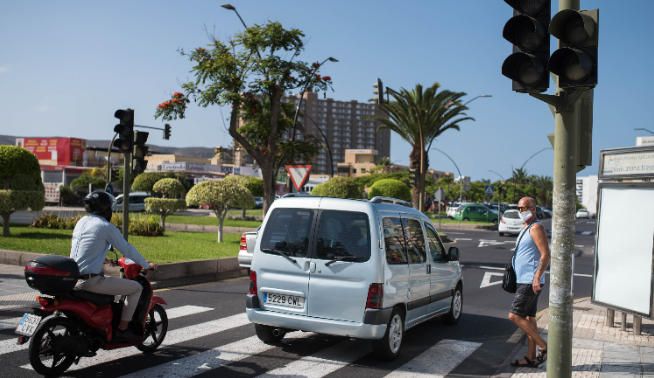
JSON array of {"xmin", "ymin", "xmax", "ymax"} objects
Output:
[{"xmin": 272, "ymin": 328, "xmax": 284, "ymax": 337}]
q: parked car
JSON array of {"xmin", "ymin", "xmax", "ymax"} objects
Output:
[
  {"xmin": 112, "ymin": 192, "xmax": 151, "ymax": 212},
  {"xmin": 498, "ymin": 209, "xmax": 523, "ymax": 236},
  {"xmin": 541, "ymin": 207, "xmax": 553, "ymax": 218},
  {"xmin": 246, "ymin": 195, "xmax": 463, "ymax": 360},
  {"xmin": 254, "ymin": 197, "xmax": 264, "ymax": 209},
  {"xmin": 575, "ymin": 208, "xmax": 590, "ymax": 219},
  {"xmin": 238, "ymin": 229, "xmax": 259, "ymax": 269},
  {"xmin": 452, "ymin": 203, "xmax": 498, "ymax": 223}
]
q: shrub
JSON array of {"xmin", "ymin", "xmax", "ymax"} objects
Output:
[
  {"xmin": 311, "ymin": 177, "xmax": 363, "ymax": 199},
  {"xmin": 111, "ymin": 213, "xmax": 163, "ymax": 237},
  {"xmin": 145, "ymin": 198, "xmax": 185, "ymax": 232},
  {"xmin": 132, "ymin": 172, "xmax": 193, "ymax": 193},
  {"xmin": 368, "ymin": 179, "xmax": 412, "ymax": 202},
  {"xmin": 70, "ymin": 174, "xmax": 106, "ymax": 193},
  {"xmin": 59, "ymin": 186, "xmax": 82, "ymax": 206},
  {"xmin": 31, "ymin": 213, "xmax": 82, "ymax": 230},
  {"xmin": 152, "ymin": 178, "xmax": 185, "ymax": 199}
]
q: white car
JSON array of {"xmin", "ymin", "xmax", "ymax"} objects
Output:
[
  {"xmin": 238, "ymin": 229, "xmax": 259, "ymax": 269},
  {"xmin": 498, "ymin": 209, "xmax": 523, "ymax": 236},
  {"xmin": 246, "ymin": 195, "xmax": 463, "ymax": 360},
  {"xmin": 575, "ymin": 208, "xmax": 590, "ymax": 219},
  {"xmin": 112, "ymin": 192, "xmax": 151, "ymax": 212}
]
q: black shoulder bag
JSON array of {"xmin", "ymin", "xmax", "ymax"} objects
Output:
[{"xmin": 502, "ymin": 223, "xmax": 533, "ymax": 293}]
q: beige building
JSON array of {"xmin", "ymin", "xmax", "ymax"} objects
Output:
[
  {"xmin": 146, "ymin": 154, "xmax": 210, "ymax": 171},
  {"xmin": 336, "ymin": 149, "xmax": 378, "ymax": 177}
]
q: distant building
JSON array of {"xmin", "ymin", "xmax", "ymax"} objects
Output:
[
  {"xmin": 576, "ymin": 175, "xmax": 598, "ymax": 216},
  {"xmin": 636, "ymin": 136, "xmax": 654, "ymax": 147},
  {"xmin": 336, "ymin": 149, "xmax": 378, "ymax": 177}
]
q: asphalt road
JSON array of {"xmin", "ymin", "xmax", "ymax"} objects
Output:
[{"xmin": 0, "ymin": 219, "xmax": 597, "ymax": 377}]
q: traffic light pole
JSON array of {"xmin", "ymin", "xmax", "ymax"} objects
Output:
[{"xmin": 122, "ymin": 150, "xmax": 131, "ymax": 240}]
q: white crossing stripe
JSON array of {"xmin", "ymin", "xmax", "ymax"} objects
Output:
[
  {"xmin": 21, "ymin": 312, "xmax": 249, "ymax": 371},
  {"xmin": 480, "ymin": 272, "xmax": 504, "ymax": 288},
  {"xmin": 581, "ymin": 231, "xmax": 593, "ymax": 235},
  {"xmin": 122, "ymin": 333, "xmax": 311, "ymax": 378},
  {"xmin": 0, "ymin": 317, "xmax": 20, "ymax": 330},
  {"xmin": 385, "ymin": 339, "xmax": 481, "ymax": 377},
  {"xmin": 0, "ymin": 304, "xmax": 217, "ymax": 357},
  {"xmin": 166, "ymin": 305, "xmax": 213, "ymax": 319},
  {"xmin": 258, "ymin": 338, "xmax": 370, "ymax": 378},
  {"xmin": 453, "ymin": 238, "xmax": 472, "ymax": 241}
]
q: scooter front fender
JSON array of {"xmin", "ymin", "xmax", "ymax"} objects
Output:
[{"xmin": 151, "ymin": 295, "xmax": 167, "ymax": 306}]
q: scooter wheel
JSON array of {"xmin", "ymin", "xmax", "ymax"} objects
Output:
[
  {"xmin": 137, "ymin": 304, "xmax": 168, "ymax": 353},
  {"xmin": 28, "ymin": 316, "xmax": 78, "ymax": 376}
]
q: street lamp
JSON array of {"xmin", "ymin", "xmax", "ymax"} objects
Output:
[
  {"xmin": 634, "ymin": 128, "xmax": 654, "ymax": 135},
  {"xmin": 519, "ymin": 147, "xmax": 553, "ymax": 171},
  {"xmin": 488, "ymin": 170, "xmax": 505, "ymax": 180},
  {"xmin": 488, "ymin": 170, "xmax": 506, "ymax": 224},
  {"xmin": 431, "ymin": 147, "xmax": 464, "ymax": 201},
  {"xmin": 303, "ymin": 112, "xmax": 334, "ymax": 177},
  {"xmin": 463, "ymin": 94, "xmax": 492, "ymax": 106},
  {"xmin": 221, "ymin": 3, "xmax": 248, "ymax": 29}
]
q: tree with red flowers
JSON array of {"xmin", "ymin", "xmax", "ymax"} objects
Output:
[{"xmin": 155, "ymin": 21, "xmax": 333, "ymax": 213}]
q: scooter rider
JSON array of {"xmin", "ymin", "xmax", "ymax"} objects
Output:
[{"xmin": 70, "ymin": 190, "xmax": 156, "ymax": 339}]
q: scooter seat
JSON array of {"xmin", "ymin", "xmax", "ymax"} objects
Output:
[{"xmin": 69, "ymin": 290, "xmax": 116, "ymax": 305}]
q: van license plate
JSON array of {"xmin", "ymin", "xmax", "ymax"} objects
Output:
[
  {"xmin": 15, "ymin": 313, "xmax": 41, "ymax": 336},
  {"xmin": 263, "ymin": 292, "xmax": 304, "ymax": 309}
]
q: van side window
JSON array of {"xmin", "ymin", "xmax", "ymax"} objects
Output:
[
  {"xmin": 260, "ymin": 208, "xmax": 314, "ymax": 257},
  {"xmin": 425, "ymin": 225, "xmax": 446, "ymax": 262},
  {"xmin": 403, "ymin": 218, "xmax": 426, "ymax": 264},
  {"xmin": 316, "ymin": 210, "xmax": 370, "ymax": 261},
  {"xmin": 382, "ymin": 217, "xmax": 407, "ymax": 265}
]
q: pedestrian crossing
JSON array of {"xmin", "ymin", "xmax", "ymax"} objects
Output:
[{"xmin": 0, "ymin": 303, "xmax": 526, "ymax": 377}]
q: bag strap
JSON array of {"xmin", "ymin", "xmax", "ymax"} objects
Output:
[{"xmin": 512, "ymin": 222, "xmax": 534, "ymax": 266}]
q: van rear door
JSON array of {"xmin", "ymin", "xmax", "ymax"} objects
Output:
[{"xmin": 256, "ymin": 208, "xmax": 316, "ymax": 316}]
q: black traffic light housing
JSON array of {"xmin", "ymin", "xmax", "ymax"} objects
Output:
[
  {"xmin": 502, "ymin": 0, "xmax": 551, "ymax": 93},
  {"xmin": 548, "ymin": 9, "xmax": 599, "ymax": 89},
  {"xmin": 408, "ymin": 168, "xmax": 417, "ymax": 188},
  {"xmin": 164, "ymin": 123, "xmax": 171, "ymax": 140},
  {"xmin": 113, "ymin": 109, "xmax": 134, "ymax": 153},
  {"xmin": 373, "ymin": 78, "xmax": 384, "ymax": 104},
  {"xmin": 133, "ymin": 131, "xmax": 149, "ymax": 175}
]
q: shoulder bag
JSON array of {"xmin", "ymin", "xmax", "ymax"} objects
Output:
[{"xmin": 502, "ymin": 223, "xmax": 533, "ymax": 293}]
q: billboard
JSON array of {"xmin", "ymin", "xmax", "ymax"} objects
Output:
[{"xmin": 18, "ymin": 137, "xmax": 85, "ymax": 166}]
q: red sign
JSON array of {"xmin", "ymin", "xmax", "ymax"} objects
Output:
[
  {"xmin": 18, "ymin": 137, "xmax": 85, "ymax": 166},
  {"xmin": 285, "ymin": 165, "xmax": 312, "ymax": 191}
]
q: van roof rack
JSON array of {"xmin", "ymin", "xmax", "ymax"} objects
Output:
[
  {"xmin": 282, "ymin": 193, "xmax": 311, "ymax": 198},
  {"xmin": 369, "ymin": 196, "xmax": 412, "ymax": 208}
]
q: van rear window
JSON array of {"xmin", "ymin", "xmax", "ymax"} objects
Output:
[
  {"xmin": 260, "ymin": 209, "xmax": 314, "ymax": 257},
  {"xmin": 315, "ymin": 210, "xmax": 370, "ymax": 261}
]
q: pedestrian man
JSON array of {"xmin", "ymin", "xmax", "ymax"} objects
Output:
[{"xmin": 509, "ymin": 196, "xmax": 550, "ymax": 367}]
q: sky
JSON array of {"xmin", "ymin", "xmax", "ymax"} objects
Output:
[{"xmin": 1, "ymin": 0, "xmax": 653, "ymax": 181}]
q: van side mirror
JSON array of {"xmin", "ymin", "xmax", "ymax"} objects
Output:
[{"xmin": 448, "ymin": 246, "xmax": 460, "ymax": 261}]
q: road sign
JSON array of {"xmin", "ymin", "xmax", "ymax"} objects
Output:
[
  {"xmin": 434, "ymin": 188, "xmax": 445, "ymax": 202},
  {"xmin": 285, "ymin": 165, "xmax": 312, "ymax": 192},
  {"xmin": 485, "ymin": 185, "xmax": 494, "ymax": 196}
]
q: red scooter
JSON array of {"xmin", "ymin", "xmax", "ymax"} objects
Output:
[{"xmin": 16, "ymin": 254, "xmax": 167, "ymax": 376}]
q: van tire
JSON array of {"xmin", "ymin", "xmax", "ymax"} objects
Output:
[
  {"xmin": 499, "ymin": 232, "xmax": 504, "ymax": 237},
  {"xmin": 463, "ymin": 217, "xmax": 470, "ymax": 221},
  {"xmin": 254, "ymin": 324, "xmax": 285, "ymax": 344},
  {"xmin": 444, "ymin": 285, "xmax": 463, "ymax": 325},
  {"xmin": 374, "ymin": 308, "xmax": 404, "ymax": 360}
]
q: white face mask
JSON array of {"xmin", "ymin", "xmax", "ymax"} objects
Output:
[{"xmin": 519, "ymin": 210, "xmax": 533, "ymax": 222}]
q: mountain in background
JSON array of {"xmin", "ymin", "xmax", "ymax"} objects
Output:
[{"xmin": 1, "ymin": 135, "xmax": 217, "ymax": 159}]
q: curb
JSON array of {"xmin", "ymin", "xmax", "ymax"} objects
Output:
[
  {"xmin": 166, "ymin": 223, "xmax": 258, "ymax": 233},
  {"xmin": 0, "ymin": 248, "xmax": 246, "ymax": 289}
]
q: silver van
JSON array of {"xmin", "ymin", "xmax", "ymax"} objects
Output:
[{"xmin": 246, "ymin": 195, "xmax": 463, "ymax": 360}]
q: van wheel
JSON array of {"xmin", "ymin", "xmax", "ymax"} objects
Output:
[
  {"xmin": 444, "ymin": 285, "xmax": 463, "ymax": 325},
  {"xmin": 499, "ymin": 232, "xmax": 504, "ymax": 237},
  {"xmin": 374, "ymin": 308, "xmax": 404, "ymax": 360},
  {"xmin": 254, "ymin": 324, "xmax": 285, "ymax": 345},
  {"xmin": 462, "ymin": 217, "xmax": 470, "ymax": 221}
]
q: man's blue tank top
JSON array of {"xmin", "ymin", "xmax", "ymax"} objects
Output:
[{"xmin": 512, "ymin": 223, "xmax": 545, "ymax": 285}]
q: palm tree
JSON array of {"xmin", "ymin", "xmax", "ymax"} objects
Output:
[{"xmin": 376, "ymin": 83, "xmax": 474, "ymax": 211}]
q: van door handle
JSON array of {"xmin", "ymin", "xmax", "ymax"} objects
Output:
[{"xmin": 309, "ymin": 262, "xmax": 316, "ymax": 273}]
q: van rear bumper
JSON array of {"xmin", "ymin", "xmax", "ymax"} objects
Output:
[{"xmin": 246, "ymin": 307, "xmax": 388, "ymax": 339}]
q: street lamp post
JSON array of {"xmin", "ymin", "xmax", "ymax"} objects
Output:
[
  {"xmin": 303, "ymin": 112, "xmax": 334, "ymax": 177},
  {"xmin": 634, "ymin": 128, "xmax": 654, "ymax": 135},
  {"xmin": 463, "ymin": 94, "xmax": 493, "ymax": 106},
  {"xmin": 519, "ymin": 147, "xmax": 553, "ymax": 171},
  {"xmin": 431, "ymin": 147, "xmax": 464, "ymax": 202},
  {"xmin": 488, "ymin": 170, "xmax": 506, "ymax": 224}
]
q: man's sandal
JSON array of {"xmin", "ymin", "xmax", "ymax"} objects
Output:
[
  {"xmin": 537, "ymin": 348, "xmax": 548, "ymax": 366},
  {"xmin": 510, "ymin": 356, "xmax": 538, "ymax": 368}
]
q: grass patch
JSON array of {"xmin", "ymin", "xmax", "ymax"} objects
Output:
[
  {"xmin": 168, "ymin": 215, "xmax": 261, "ymax": 228},
  {"xmin": 428, "ymin": 217, "xmax": 495, "ymax": 226},
  {"xmin": 0, "ymin": 226, "xmax": 240, "ymax": 263}
]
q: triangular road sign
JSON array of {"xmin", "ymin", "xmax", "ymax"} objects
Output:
[{"xmin": 285, "ymin": 165, "xmax": 312, "ymax": 192}]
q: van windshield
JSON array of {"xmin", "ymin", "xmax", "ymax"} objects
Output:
[
  {"xmin": 315, "ymin": 210, "xmax": 370, "ymax": 262},
  {"xmin": 260, "ymin": 208, "xmax": 314, "ymax": 257}
]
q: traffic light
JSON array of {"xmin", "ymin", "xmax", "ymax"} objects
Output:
[
  {"xmin": 501, "ymin": 0, "xmax": 551, "ymax": 92},
  {"xmin": 548, "ymin": 9, "xmax": 599, "ymax": 89},
  {"xmin": 373, "ymin": 78, "xmax": 384, "ymax": 104},
  {"xmin": 164, "ymin": 123, "xmax": 171, "ymax": 140},
  {"xmin": 408, "ymin": 168, "xmax": 417, "ymax": 188},
  {"xmin": 133, "ymin": 131, "xmax": 149, "ymax": 175},
  {"xmin": 113, "ymin": 109, "xmax": 134, "ymax": 153},
  {"xmin": 109, "ymin": 166, "xmax": 119, "ymax": 182}
]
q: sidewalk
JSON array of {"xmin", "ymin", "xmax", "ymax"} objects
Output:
[{"xmin": 505, "ymin": 297, "xmax": 654, "ymax": 377}]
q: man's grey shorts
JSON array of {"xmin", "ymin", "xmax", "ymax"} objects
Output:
[{"xmin": 510, "ymin": 284, "xmax": 541, "ymax": 318}]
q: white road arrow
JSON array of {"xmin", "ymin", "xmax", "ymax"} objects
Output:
[{"xmin": 480, "ymin": 272, "xmax": 504, "ymax": 288}]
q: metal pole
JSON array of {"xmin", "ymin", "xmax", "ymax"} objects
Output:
[
  {"xmin": 122, "ymin": 150, "xmax": 131, "ymax": 240},
  {"xmin": 547, "ymin": 3, "xmax": 579, "ymax": 377},
  {"xmin": 606, "ymin": 309, "xmax": 615, "ymax": 327},
  {"xmin": 634, "ymin": 315, "xmax": 642, "ymax": 335}
]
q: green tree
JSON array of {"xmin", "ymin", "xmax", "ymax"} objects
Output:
[
  {"xmin": 132, "ymin": 172, "xmax": 192, "ymax": 193},
  {"xmin": 145, "ymin": 178, "xmax": 186, "ymax": 232},
  {"xmin": 155, "ymin": 21, "xmax": 333, "ymax": 214},
  {"xmin": 368, "ymin": 179, "xmax": 411, "ymax": 202},
  {"xmin": 185, "ymin": 180, "xmax": 254, "ymax": 242},
  {"xmin": 376, "ymin": 83, "xmax": 474, "ymax": 211},
  {"xmin": 311, "ymin": 177, "xmax": 363, "ymax": 199},
  {"xmin": 0, "ymin": 146, "xmax": 45, "ymax": 236},
  {"xmin": 224, "ymin": 175, "xmax": 263, "ymax": 218},
  {"xmin": 70, "ymin": 173, "xmax": 106, "ymax": 194}
]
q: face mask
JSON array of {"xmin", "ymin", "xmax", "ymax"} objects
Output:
[{"xmin": 519, "ymin": 210, "xmax": 532, "ymax": 222}]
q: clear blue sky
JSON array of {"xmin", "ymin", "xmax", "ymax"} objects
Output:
[{"xmin": 1, "ymin": 0, "xmax": 652, "ymax": 180}]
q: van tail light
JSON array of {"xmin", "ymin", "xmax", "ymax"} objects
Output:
[
  {"xmin": 240, "ymin": 233, "xmax": 247, "ymax": 251},
  {"xmin": 249, "ymin": 270, "xmax": 258, "ymax": 295},
  {"xmin": 366, "ymin": 283, "xmax": 384, "ymax": 309}
]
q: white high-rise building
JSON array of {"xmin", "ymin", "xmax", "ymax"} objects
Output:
[{"xmin": 576, "ymin": 175, "xmax": 598, "ymax": 216}]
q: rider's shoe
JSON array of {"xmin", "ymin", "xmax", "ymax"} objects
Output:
[{"xmin": 114, "ymin": 328, "xmax": 141, "ymax": 342}]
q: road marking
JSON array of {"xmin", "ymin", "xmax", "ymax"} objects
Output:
[
  {"xmin": 122, "ymin": 333, "xmax": 311, "ymax": 378},
  {"xmin": 479, "ymin": 266, "xmax": 504, "ymax": 271},
  {"xmin": 258, "ymin": 338, "xmax": 370, "ymax": 378},
  {"xmin": 478, "ymin": 240, "xmax": 513, "ymax": 247},
  {"xmin": 385, "ymin": 339, "xmax": 481, "ymax": 377},
  {"xmin": 506, "ymin": 329, "xmax": 523, "ymax": 344},
  {"xmin": 580, "ymin": 231, "xmax": 593, "ymax": 236},
  {"xmin": 444, "ymin": 231, "xmax": 466, "ymax": 235},
  {"xmin": 454, "ymin": 238, "xmax": 472, "ymax": 241},
  {"xmin": 480, "ymin": 272, "xmax": 504, "ymax": 288},
  {"xmin": 21, "ymin": 312, "xmax": 250, "ymax": 371},
  {"xmin": 574, "ymin": 245, "xmax": 585, "ymax": 248},
  {"xmin": 166, "ymin": 305, "xmax": 214, "ymax": 319},
  {"xmin": 0, "ymin": 317, "xmax": 20, "ymax": 330},
  {"xmin": 574, "ymin": 273, "xmax": 592, "ymax": 278}
]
